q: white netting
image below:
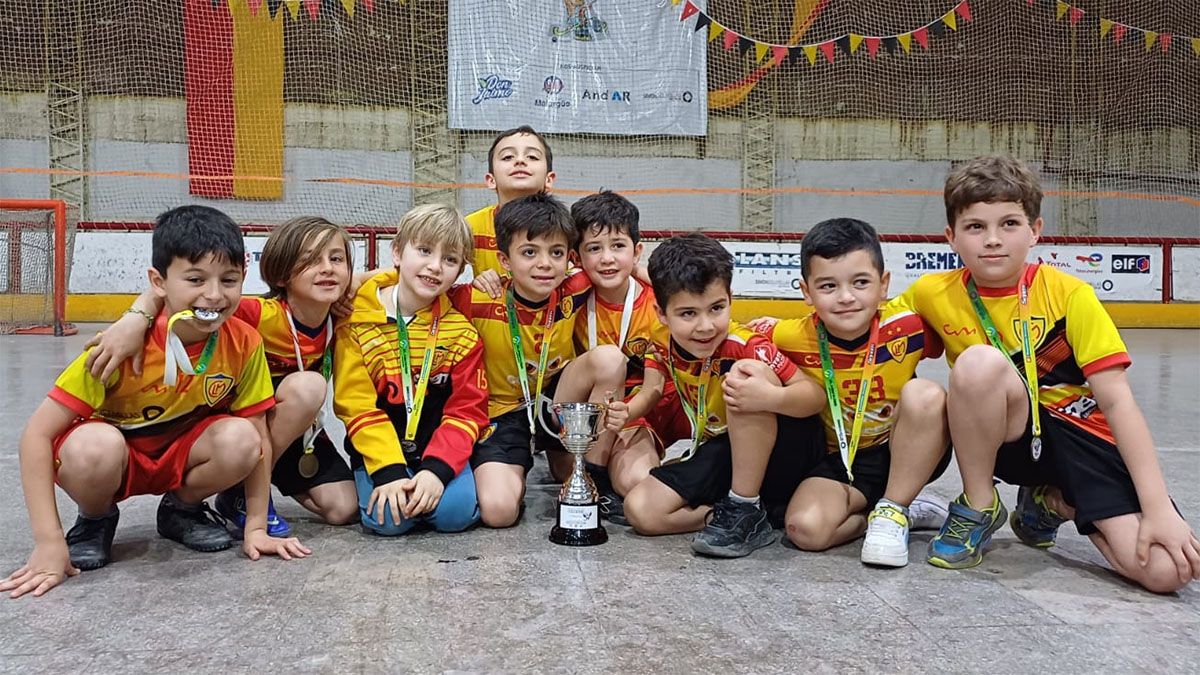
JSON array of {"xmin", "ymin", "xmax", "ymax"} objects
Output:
[
  {"xmin": 0, "ymin": 0, "xmax": 1196, "ymax": 236},
  {"xmin": 0, "ymin": 206, "xmax": 58, "ymax": 333}
]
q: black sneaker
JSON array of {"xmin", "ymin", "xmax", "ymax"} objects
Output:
[
  {"xmin": 156, "ymin": 496, "xmax": 234, "ymax": 553},
  {"xmin": 586, "ymin": 463, "xmax": 628, "ymax": 526},
  {"xmin": 66, "ymin": 508, "xmax": 120, "ymax": 570},
  {"xmin": 691, "ymin": 496, "xmax": 779, "ymax": 558}
]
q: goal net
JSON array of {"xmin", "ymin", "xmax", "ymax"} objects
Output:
[{"xmin": 0, "ymin": 200, "xmax": 74, "ymax": 335}]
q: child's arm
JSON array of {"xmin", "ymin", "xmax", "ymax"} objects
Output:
[
  {"xmin": 1090, "ymin": 367, "xmax": 1200, "ymax": 581},
  {"xmin": 723, "ymin": 359, "xmax": 825, "ymax": 418},
  {"xmin": 607, "ymin": 366, "xmax": 665, "ymax": 432},
  {"xmin": 240, "ymin": 413, "xmax": 310, "ymax": 561},
  {"xmin": 746, "ymin": 316, "xmax": 780, "ymax": 334},
  {"xmin": 84, "ymin": 289, "xmax": 162, "ymax": 380},
  {"xmin": 472, "ymin": 269, "xmax": 505, "ymax": 299},
  {"xmin": 0, "ymin": 399, "xmax": 81, "ymax": 599}
]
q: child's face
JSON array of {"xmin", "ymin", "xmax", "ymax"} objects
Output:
[
  {"xmin": 485, "ymin": 133, "xmax": 555, "ymax": 203},
  {"xmin": 149, "ymin": 253, "xmax": 244, "ymax": 338},
  {"xmin": 393, "ymin": 240, "xmax": 464, "ymax": 309},
  {"xmin": 655, "ymin": 280, "xmax": 732, "ymax": 359},
  {"xmin": 578, "ymin": 225, "xmax": 642, "ymax": 296},
  {"xmin": 499, "ymin": 230, "xmax": 571, "ymax": 302},
  {"xmin": 946, "ymin": 201, "xmax": 1042, "ymax": 288},
  {"xmin": 799, "ymin": 250, "xmax": 890, "ymax": 341},
  {"xmin": 288, "ymin": 236, "xmax": 350, "ymax": 308}
]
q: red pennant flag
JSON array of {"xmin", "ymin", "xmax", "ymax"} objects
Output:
[
  {"xmin": 680, "ymin": 1, "xmax": 699, "ymax": 22},
  {"xmin": 362, "ymin": 0, "xmax": 373, "ymax": 11},
  {"xmin": 913, "ymin": 27, "xmax": 929, "ymax": 49},
  {"xmin": 303, "ymin": 0, "xmax": 319, "ymax": 20},
  {"xmin": 955, "ymin": 1, "xmax": 972, "ymax": 23},
  {"xmin": 818, "ymin": 40, "xmax": 836, "ymax": 63},
  {"xmin": 1160, "ymin": 33, "xmax": 1173, "ymax": 52},
  {"xmin": 247, "ymin": 0, "xmax": 264, "ymax": 15},
  {"xmin": 771, "ymin": 45, "xmax": 788, "ymax": 66},
  {"xmin": 865, "ymin": 36, "xmax": 881, "ymax": 57},
  {"xmin": 1114, "ymin": 24, "xmax": 1127, "ymax": 44},
  {"xmin": 723, "ymin": 30, "xmax": 739, "ymax": 50},
  {"xmin": 1068, "ymin": 7, "xmax": 1084, "ymax": 25}
]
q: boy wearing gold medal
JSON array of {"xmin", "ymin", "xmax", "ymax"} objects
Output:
[
  {"xmin": 2, "ymin": 206, "xmax": 307, "ymax": 599},
  {"xmin": 334, "ymin": 205, "xmax": 490, "ymax": 535},
  {"xmin": 905, "ymin": 155, "xmax": 1198, "ymax": 592}
]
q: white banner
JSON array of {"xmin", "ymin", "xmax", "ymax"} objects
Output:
[
  {"xmin": 1171, "ymin": 246, "xmax": 1200, "ymax": 302},
  {"xmin": 447, "ymin": 0, "xmax": 707, "ymax": 136}
]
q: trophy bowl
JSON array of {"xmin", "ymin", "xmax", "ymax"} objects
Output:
[{"xmin": 549, "ymin": 401, "xmax": 609, "ymax": 546}]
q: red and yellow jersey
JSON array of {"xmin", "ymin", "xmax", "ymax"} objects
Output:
[
  {"xmin": 449, "ymin": 272, "xmax": 592, "ymax": 419},
  {"xmin": 572, "ymin": 278, "xmax": 665, "ymax": 391},
  {"xmin": 233, "ymin": 297, "xmax": 331, "ymax": 379},
  {"xmin": 466, "ymin": 205, "xmax": 503, "ymax": 278},
  {"xmin": 764, "ymin": 297, "xmax": 943, "ymax": 452},
  {"xmin": 333, "ymin": 269, "xmax": 489, "ymax": 486},
  {"xmin": 645, "ymin": 323, "xmax": 798, "ymax": 444},
  {"xmin": 49, "ymin": 312, "xmax": 274, "ymax": 457},
  {"xmin": 900, "ymin": 263, "xmax": 1131, "ymax": 442}
]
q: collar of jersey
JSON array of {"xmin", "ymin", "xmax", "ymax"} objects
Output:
[{"xmin": 962, "ymin": 262, "xmax": 1039, "ymax": 297}]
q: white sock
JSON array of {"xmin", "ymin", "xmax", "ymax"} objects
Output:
[{"xmin": 728, "ymin": 490, "xmax": 760, "ymax": 506}]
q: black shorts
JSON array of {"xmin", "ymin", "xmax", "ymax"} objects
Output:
[
  {"xmin": 470, "ymin": 388, "xmax": 564, "ymax": 474},
  {"xmin": 272, "ymin": 429, "xmax": 354, "ymax": 497},
  {"xmin": 806, "ymin": 441, "xmax": 954, "ymax": 507},
  {"xmin": 994, "ymin": 409, "xmax": 1142, "ymax": 535},
  {"xmin": 648, "ymin": 415, "xmax": 826, "ymax": 513}
]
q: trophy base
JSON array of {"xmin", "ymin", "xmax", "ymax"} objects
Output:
[{"xmin": 550, "ymin": 524, "xmax": 608, "ymax": 547}]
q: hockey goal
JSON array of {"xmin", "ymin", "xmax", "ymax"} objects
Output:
[{"xmin": 0, "ymin": 199, "xmax": 76, "ymax": 335}]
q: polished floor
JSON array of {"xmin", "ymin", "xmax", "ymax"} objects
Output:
[{"xmin": 0, "ymin": 326, "xmax": 1197, "ymax": 673}]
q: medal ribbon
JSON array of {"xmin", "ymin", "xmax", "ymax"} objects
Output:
[
  {"xmin": 394, "ymin": 285, "xmax": 441, "ymax": 442},
  {"xmin": 284, "ymin": 304, "xmax": 335, "ymax": 449},
  {"xmin": 966, "ymin": 278, "xmax": 1042, "ymax": 446},
  {"xmin": 163, "ymin": 310, "xmax": 218, "ymax": 387},
  {"xmin": 506, "ymin": 287, "xmax": 558, "ymax": 438},
  {"xmin": 586, "ymin": 281, "xmax": 638, "ymax": 351},
  {"xmin": 666, "ymin": 342, "xmax": 714, "ymax": 458},
  {"xmin": 816, "ymin": 316, "xmax": 881, "ymax": 482}
]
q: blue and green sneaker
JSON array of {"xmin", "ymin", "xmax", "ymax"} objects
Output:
[
  {"xmin": 1010, "ymin": 485, "xmax": 1067, "ymax": 548},
  {"xmin": 926, "ymin": 489, "xmax": 1007, "ymax": 569},
  {"xmin": 214, "ymin": 487, "xmax": 291, "ymax": 538}
]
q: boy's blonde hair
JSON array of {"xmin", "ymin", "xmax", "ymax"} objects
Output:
[
  {"xmin": 944, "ymin": 155, "xmax": 1043, "ymax": 227},
  {"xmin": 392, "ymin": 204, "xmax": 473, "ymax": 262},
  {"xmin": 261, "ymin": 215, "xmax": 353, "ymax": 299}
]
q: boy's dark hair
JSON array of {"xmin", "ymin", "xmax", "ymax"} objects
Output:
[
  {"xmin": 487, "ymin": 125, "xmax": 554, "ymax": 174},
  {"xmin": 494, "ymin": 192, "xmax": 577, "ymax": 254},
  {"xmin": 571, "ymin": 190, "xmax": 641, "ymax": 246},
  {"xmin": 151, "ymin": 205, "xmax": 244, "ymax": 276},
  {"xmin": 800, "ymin": 218, "xmax": 884, "ymax": 279},
  {"xmin": 648, "ymin": 233, "xmax": 733, "ymax": 307},
  {"xmin": 944, "ymin": 155, "xmax": 1043, "ymax": 226}
]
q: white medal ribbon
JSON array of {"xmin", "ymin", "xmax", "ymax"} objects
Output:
[
  {"xmin": 587, "ymin": 281, "xmax": 638, "ymax": 351},
  {"xmin": 163, "ymin": 332, "xmax": 196, "ymax": 387},
  {"xmin": 284, "ymin": 306, "xmax": 335, "ymax": 448}
]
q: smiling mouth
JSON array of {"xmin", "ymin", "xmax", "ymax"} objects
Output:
[
  {"xmin": 417, "ymin": 275, "xmax": 441, "ymax": 287},
  {"xmin": 190, "ymin": 308, "xmax": 222, "ymax": 322}
]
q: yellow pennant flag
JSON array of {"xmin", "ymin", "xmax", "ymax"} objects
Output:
[
  {"xmin": 897, "ymin": 33, "xmax": 912, "ymax": 53},
  {"xmin": 755, "ymin": 42, "xmax": 769, "ymax": 63},
  {"xmin": 672, "ymin": 0, "xmax": 681, "ymax": 5},
  {"xmin": 942, "ymin": 11, "xmax": 957, "ymax": 31},
  {"xmin": 1144, "ymin": 30, "xmax": 1157, "ymax": 51},
  {"xmin": 1099, "ymin": 18, "xmax": 1114, "ymax": 38},
  {"xmin": 803, "ymin": 44, "xmax": 818, "ymax": 65},
  {"xmin": 1056, "ymin": 1, "xmax": 1068, "ymax": 20},
  {"xmin": 284, "ymin": 0, "xmax": 300, "ymax": 19},
  {"xmin": 849, "ymin": 34, "xmax": 863, "ymax": 53},
  {"xmin": 1192, "ymin": 37, "xmax": 1200, "ymax": 56},
  {"xmin": 340, "ymin": 0, "xmax": 355, "ymax": 17},
  {"xmin": 708, "ymin": 21, "xmax": 723, "ymax": 42}
]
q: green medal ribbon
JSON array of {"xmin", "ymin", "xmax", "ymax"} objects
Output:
[
  {"xmin": 505, "ymin": 287, "xmax": 558, "ymax": 440},
  {"xmin": 163, "ymin": 310, "xmax": 218, "ymax": 387},
  {"xmin": 816, "ymin": 316, "xmax": 880, "ymax": 483},
  {"xmin": 395, "ymin": 286, "xmax": 441, "ymax": 443},
  {"xmin": 966, "ymin": 277, "xmax": 1043, "ymax": 460},
  {"xmin": 666, "ymin": 342, "xmax": 714, "ymax": 459}
]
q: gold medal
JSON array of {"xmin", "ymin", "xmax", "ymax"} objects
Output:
[{"xmin": 298, "ymin": 447, "xmax": 319, "ymax": 479}]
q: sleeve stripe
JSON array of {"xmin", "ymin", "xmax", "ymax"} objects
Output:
[
  {"xmin": 443, "ymin": 417, "xmax": 480, "ymax": 441},
  {"xmin": 347, "ymin": 410, "xmax": 391, "ymax": 437},
  {"xmin": 1081, "ymin": 352, "xmax": 1132, "ymax": 377},
  {"xmin": 48, "ymin": 387, "xmax": 93, "ymax": 418},
  {"xmin": 232, "ymin": 397, "xmax": 275, "ymax": 418}
]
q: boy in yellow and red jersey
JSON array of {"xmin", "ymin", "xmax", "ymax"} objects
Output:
[
  {"xmin": 750, "ymin": 218, "xmax": 951, "ymax": 568},
  {"xmin": 449, "ymin": 193, "xmax": 626, "ymax": 528},
  {"xmin": 1, "ymin": 206, "xmax": 307, "ymax": 599},
  {"xmin": 906, "ymin": 155, "xmax": 1198, "ymax": 592},
  {"xmin": 334, "ymin": 204, "xmax": 489, "ymax": 535},
  {"xmin": 623, "ymin": 233, "xmax": 827, "ymax": 559}
]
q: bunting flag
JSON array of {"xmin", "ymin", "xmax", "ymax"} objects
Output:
[
  {"xmin": 1028, "ymin": 1, "xmax": 1198, "ymax": 59},
  {"xmin": 192, "ymin": 0, "xmax": 386, "ymax": 22},
  {"xmin": 679, "ymin": 0, "xmax": 974, "ymax": 68}
]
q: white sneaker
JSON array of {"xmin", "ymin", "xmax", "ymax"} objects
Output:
[
  {"xmin": 909, "ymin": 493, "xmax": 950, "ymax": 531},
  {"xmin": 860, "ymin": 500, "xmax": 911, "ymax": 568}
]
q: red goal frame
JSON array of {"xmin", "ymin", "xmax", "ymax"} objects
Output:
[{"xmin": 1, "ymin": 198, "xmax": 75, "ymax": 335}]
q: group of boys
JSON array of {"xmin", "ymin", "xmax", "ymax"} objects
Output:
[{"xmin": 4, "ymin": 125, "xmax": 1197, "ymax": 601}]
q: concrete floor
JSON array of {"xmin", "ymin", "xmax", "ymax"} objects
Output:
[{"xmin": 1, "ymin": 326, "xmax": 1197, "ymax": 674}]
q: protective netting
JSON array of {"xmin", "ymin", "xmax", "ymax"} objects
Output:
[
  {"xmin": 0, "ymin": 207, "xmax": 58, "ymax": 333},
  {"xmin": 0, "ymin": 0, "xmax": 1196, "ymax": 237}
]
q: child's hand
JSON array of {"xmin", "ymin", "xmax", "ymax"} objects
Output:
[
  {"xmin": 242, "ymin": 529, "xmax": 311, "ymax": 561},
  {"xmin": 722, "ymin": 359, "xmax": 777, "ymax": 414},
  {"xmin": 0, "ymin": 541, "xmax": 78, "ymax": 599},
  {"xmin": 604, "ymin": 399, "xmax": 630, "ymax": 432},
  {"xmin": 746, "ymin": 316, "xmax": 779, "ymax": 334},
  {"xmin": 401, "ymin": 470, "xmax": 444, "ymax": 518},
  {"xmin": 1136, "ymin": 507, "xmax": 1200, "ymax": 583},
  {"xmin": 367, "ymin": 478, "xmax": 410, "ymax": 525},
  {"xmin": 330, "ymin": 289, "xmax": 355, "ymax": 320},
  {"xmin": 472, "ymin": 270, "xmax": 504, "ymax": 299},
  {"xmin": 85, "ymin": 313, "xmax": 149, "ymax": 380}
]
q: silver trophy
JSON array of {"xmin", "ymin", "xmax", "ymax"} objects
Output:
[{"xmin": 549, "ymin": 401, "xmax": 609, "ymax": 546}]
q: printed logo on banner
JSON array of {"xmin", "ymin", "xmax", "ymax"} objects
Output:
[
  {"xmin": 903, "ymin": 250, "xmax": 962, "ymax": 270},
  {"xmin": 583, "ymin": 89, "xmax": 631, "ymax": 103},
  {"xmin": 641, "ymin": 90, "xmax": 695, "ymax": 104},
  {"xmin": 551, "ymin": 1, "xmax": 609, "ymax": 42},
  {"xmin": 1036, "ymin": 251, "xmax": 1072, "ymax": 270},
  {"xmin": 472, "ymin": 75, "xmax": 514, "ymax": 105},
  {"xmin": 536, "ymin": 75, "xmax": 571, "ymax": 109},
  {"xmin": 1075, "ymin": 253, "xmax": 1102, "ymax": 268},
  {"xmin": 1111, "ymin": 254, "xmax": 1151, "ymax": 274},
  {"xmin": 543, "ymin": 76, "xmax": 564, "ymax": 94}
]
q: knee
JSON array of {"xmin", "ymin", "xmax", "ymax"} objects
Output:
[
  {"xmin": 624, "ymin": 487, "xmax": 665, "ymax": 535},
  {"xmin": 434, "ymin": 502, "xmax": 481, "ymax": 533},
  {"xmin": 477, "ymin": 492, "xmax": 520, "ymax": 528},
  {"xmin": 276, "ymin": 371, "xmax": 327, "ymax": 415},
  {"xmin": 322, "ymin": 496, "xmax": 360, "ymax": 526},
  {"xmin": 949, "ymin": 345, "xmax": 1011, "ymax": 394},
  {"xmin": 57, "ymin": 428, "xmax": 126, "ymax": 479},
  {"xmin": 209, "ymin": 418, "xmax": 262, "ymax": 476},
  {"xmin": 785, "ymin": 508, "xmax": 836, "ymax": 551},
  {"xmin": 900, "ymin": 379, "xmax": 946, "ymax": 417},
  {"xmin": 1135, "ymin": 556, "xmax": 1191, "ymax": 594},
  {"xmin": 589, "ymin": 344, "xmax": 627, "ymax": 377}
]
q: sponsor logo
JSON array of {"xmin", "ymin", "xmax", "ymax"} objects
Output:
[
  {"xmin": 942, "ymin": 324, "xmax": 978, "ymax": 337},
  {"xmin": 887, "ymin": 338, "xmax": 907, "ymax": 362},
  {"xmin": 204, "ymin": 374, "xmax": 234, "ymax": 406},
  {"xmin": 641, "ymin": 90, "xmax": 694, "ymax": 103},
  {"xmin": 904, "ymin": 251, "xmax": 962, "ymax": 271},
  {"xmin": 733, "ymin": 252, "xmax": 802, "ymax": 269},
  {"xmin": 551, "ymin": 1, "xmax": 609, "ymax": 42},
  {"xmin": 1075, "ymin": 253, "xmax": 1102, "ymax": 268},
  {"xmin": 582, "ymin": 89, "xmax": 631, "ymax": 103},
  {"xmin": 543, "ymin": 76, "xmax": 564, "ymax": 95},
  {"xmin": 1055, "ymin": 394, "xmax": 1099, "ymax": 420},
  {"xmin": 534, "ymin": 99, "xmax": 572, "ymax": 109},
  {"xmin": 1036, "ymin": 251, "xmax": 1072, "ymax": 270},
  {"xmin": 472, "ymin": 75, "xmax": 513, "ymax": 105},
  {"xmin": 1112, "ymin": 254, "xmax": 1151, "ymax": 274}
]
